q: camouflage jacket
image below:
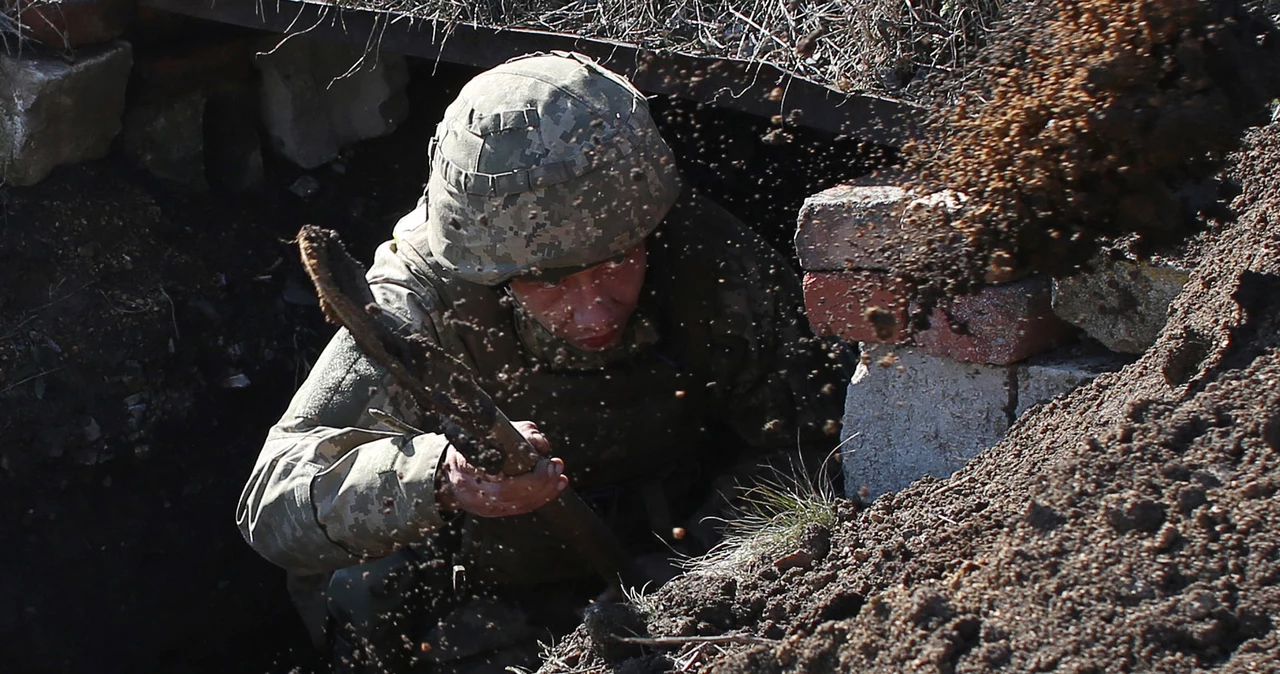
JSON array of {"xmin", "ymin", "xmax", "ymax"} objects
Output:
[{"xmin": 236, "ymin": 193, "xmax": 841, "ymax": 588}]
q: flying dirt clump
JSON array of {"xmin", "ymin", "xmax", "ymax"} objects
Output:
[{"xmin": 900, "ymin": 0, "xmax": 1280, "ymax": 297}]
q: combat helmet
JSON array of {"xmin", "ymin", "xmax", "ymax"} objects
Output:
[{"xmin": 394, "ymin": 51, "xmax": 682, "ymax": 286}]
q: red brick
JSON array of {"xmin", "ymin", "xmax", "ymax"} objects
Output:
[
  {"xmin": 914, "ymin": 276, "xmax": 1077, "ymax": 365},
  {"xmin": 803, "ymin": 272, "xmax": 1076, "ymax": 364},
  {"xmin": 131, "ymin": 38, "xmax": 254, "ymax": 100},
  {"xmin": 18, "ymin": 0, "xmax": 134, "ymax": 49},
  {"xmin": 803, "ymin": 271, "xmax": 911, "ymax": 344}
]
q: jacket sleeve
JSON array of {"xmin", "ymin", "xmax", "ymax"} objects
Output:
[{"xmin": 236, "ymin": 251, "xmax": 456, "ymax": 576}]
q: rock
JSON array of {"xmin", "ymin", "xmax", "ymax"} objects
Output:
[
  {"xmin": 254, "ymin": 36, "xmax": 409, "ymax": 169},
  {"xmin": 842, "ymin": 346, "xmax": 1015, "ymax": 499},
  {"xmin": 0, "ymin": 41, "xmax": 133, "ymax": 186},
  {"xmin": 221, "ymin": 373, "xmax": 251, "ymax": 389},
  {"xmin": 82, "ymin": 417, "xmax": 101, "ymax": 443},
  {"xmin": 17, "ymin": 0, "xmax": 135, "ymax": 49},
  {"xmin": 289, "ymin": 175, "xmax": 320, "ymax": 199},
  {"xmin": 120, "ymin": 92, "xmax": 208, "ymax": 188},
  {"xmin": 1052, "ymin": 257, "xmax": 1190, "ymax": 353}
]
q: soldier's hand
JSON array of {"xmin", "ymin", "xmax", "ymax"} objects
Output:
[{"xmin": 436, "ymin": 420, "xmax": 569, "ymax": 518}]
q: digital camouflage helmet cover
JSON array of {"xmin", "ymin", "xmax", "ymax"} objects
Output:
[{"xmin": 394, "ymin": 51, "xmax": 683, "ymax": 286}]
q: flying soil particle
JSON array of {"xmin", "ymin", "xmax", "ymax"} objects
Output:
[{"xmin": 899, "ymin": 0, "xmax": 1280, "ymax": 304}]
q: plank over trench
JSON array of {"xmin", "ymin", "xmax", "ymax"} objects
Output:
[{"xmin": 139, "ymin": 0, "xmax": 914, "ymax": 147}]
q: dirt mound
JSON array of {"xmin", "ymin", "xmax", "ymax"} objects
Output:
[
  {"xmin": 538, "ymin": 115, "xmax": 1280, "ymax": 674},
  {"xmin": 898, "ymin": 0, "xmax": 1280, "ymax": 298}
]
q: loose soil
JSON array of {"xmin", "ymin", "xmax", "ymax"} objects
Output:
[{"xmin": 900, "ymin": 0, "xmax": 1280, "ymax": 299}]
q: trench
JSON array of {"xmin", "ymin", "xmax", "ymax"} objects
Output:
[{"xmin": 0, "ymin": 17, "xmax": 890, "ymax": 672}]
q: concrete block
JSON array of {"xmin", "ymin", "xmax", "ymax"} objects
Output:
[
  {"xmin": 17, "ymin": 0, "xmax": 135, "ymax": 49},
  {"xmin": 915, "ymin": 276, "xmax": 1076, "ymax": 365},
  {"xmin": 1052, "ymin": 258, "xmax": 1189, "ymax": 353},
  {"xmin": 842, "ymin": 346, "xmax": 1014, "ymax": 500},
  {"xmin": 795, "ymin": 185, "xmax": 907, "ymax": 272},
  {"xmin": 254, "ymin": 36, "xmax": 409, "ymax": 169},
  {"xmin": 803, "ymin": 271, "xmax": 910, "ymax": 344},
  {"xmin": 0, "ymin": 41, "xmax": 132, "ymax": 186},
  {"xmin": 842, "ymin": 345, "xmax": 1116, "ymax": 500}
]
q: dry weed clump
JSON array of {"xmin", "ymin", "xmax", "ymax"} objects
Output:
[
  {"xmin": 318, "ymin": 0, "xmax": 1005, "ymax": 98},
  {"xmin": 1, "ymin": 0, "xmax": 63, "ymax": 52},
  {"xmin": 900, "ymin": 0, "xmax": 1280, "ymax": 299}
]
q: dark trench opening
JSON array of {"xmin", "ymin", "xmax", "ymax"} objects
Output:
[{"xmin": 0, "ymin": 40, "xmax": 890, "ymax": 673}]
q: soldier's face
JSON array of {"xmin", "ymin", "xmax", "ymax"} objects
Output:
[{"xmin": 509, "ymin": 242, "xmax": 647, "ymax": 351}]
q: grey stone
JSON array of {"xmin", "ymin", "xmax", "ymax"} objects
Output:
[
  {"xmin": 0, "ymin": 41, "xmax": 133, "ymax": 186},
  {"xmin": 254, "ymin": 36, "xmax": 409, "ymax": 169},
  {"xmin": 1016, "ymin": 354, "xmax": 1124, "ymax": 417},
  {"xmin": 1052, "ymin": 258, "xmax": 1190, "ymax": 353},
  {"xmin": 121, "ymin": 93, "xmax": 208, "ymax": 188},
  {"xmin": 842, "ymin": 345, "xmax": 1013, "ymax": 500}
]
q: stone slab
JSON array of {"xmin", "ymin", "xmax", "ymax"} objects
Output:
[
  {"xmin": 1015, "ymin": 354, "xmax": 1126, "ymax": 417},
  {"xmin": 254, "ymin": 35, "xmax": 409, "ymax": 169},
  {"xmin": 0, "ymin": 41, "xmax": 133, "ymax": 186},
  {"xmin": 1052, "ymin": 258, "xmax": 1190, "ymax": 353}
]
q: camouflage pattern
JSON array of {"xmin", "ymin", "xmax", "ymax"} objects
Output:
[
  {"xmin": 235, "ymin": 193, "xmax": 845, "ymax": 651},
  {"xmin": 394, "ymin": 51, "xmax": 682, "ymax": 286}
]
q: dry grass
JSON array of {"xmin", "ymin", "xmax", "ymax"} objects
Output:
[
  {"xmin": 679, "ymin": 459, "xmax": 838, "ymax": 576},
  {"xmin": 1, "ymin": 0, "xmax": 62, "ymax": 53},
  {"xmin": 321, "ymin": 0, "xmax": 1007, "ymax": 99}
]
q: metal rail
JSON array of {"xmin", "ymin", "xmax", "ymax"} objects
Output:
[{"xmin": 139, "ymin": 0, "xmax": 914, "ymax": 146}]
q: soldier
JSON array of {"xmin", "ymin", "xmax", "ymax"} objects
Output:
[{"xmin": 237, "ymin": 51, "xmax": 844, "ymax": 673}]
